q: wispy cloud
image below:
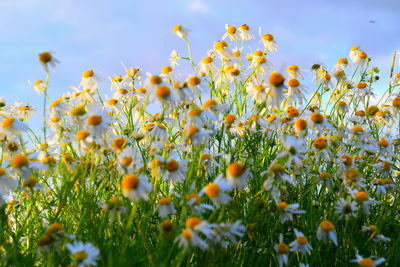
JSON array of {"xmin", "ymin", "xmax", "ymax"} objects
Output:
[{"xmin": 188, "ymin": 0, "xmax": 209, "ymax": 14}]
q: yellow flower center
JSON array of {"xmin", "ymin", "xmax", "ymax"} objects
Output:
[
  {"xmin": 186, "ymin": 217, "xmax": 202, "ymax": 228},
  {"xmin": 287, "ymin": 65, "xmax": 298, "ymax": 72},
  {"xmin": 155, "ymin": 86, "xmax": 171, "ymax": 98},
  {"xmin": 392, "ymin": 97, "xmax": 400, "ymax": 108},
  {"xmin": 345, "ymin": 168, "xmax": 359, "ymax": 179},
  {"xmin": 320, "ymin": 220, "xmax": 334, "ymax": 231},
  {"xmin": 351, "ymin": 125, "xmax": 364, "ymax": 133},
  {"xmin": 227, "ymin": 162, "xmax": 245, "ymax": 177},
  {"xmin": 136, "ymin": 87, "xmax": 147, "ymax": 94},
  {"xmin": 166, "ymin": 159, "xmax": 179, "ymax": 172},
  {"xmin": 82, "ymin": 70, "xmax": 94, "ymax": 78},
  {"xmin": 11, "ymin": 155, "xmax": 29, "ymax": 168},
  {"xmin": 50, "ymin": 98, "xmax": 62, "ymax": 108},
  {"xmin": 38, "ymin": 234, "xmax": 53, "ymax": 247},
  {"xmin": 150, "ymin": 75, "xmax": 162, "ymax": 85},
  {"xmin": 287, "ymin": 107, "xmax": 299, "ymax": 117},
  {"xmin": 76, "ymin": 130, "xmax": 90, "ymax": 140},
  {"xmin": 122, "ymin": 157, "xmax": 133, "ymax": 166},
  {"xmin": 358, "ymin": 52, "xmax": 368, "ymax": 59},
  {"xmin": 182, "ymin": 229, "xmax": 192, "ymax": 240},
  {"xmin": 87, "ymin": 115, "xmax": 102, "ymax": 126},
  {"xmin": 269, "ymin": 72, "xmax": 285, "ymax": 87},
  {"xmin": 2, "ymin": 118, "xmax": 15, "ymax": 129},
  {"xmin": 214, "ymin": 41, "xmax": 228, "ymax": 50},
  {"xmin": 70, "ymin": 106, "xmax": 87, "ymax": 116},
  {"xmin": 203, "ymin": 99, "xmax": 217, "ymax": 109},
  {"xmin": 46, "ymin": 223, "xmax": 63, "ymax": 235},
  {"xmin": 288, "ymin": 79, "xmax": 300, "ymax": 87},
  {"xmin": 227, "ymin": 26, "xmax": 236, "ymax": 34},
  {"xmin": 172, "ymin": 24, "xmax": 182, "ymax": 34},
  {"xmin": 112, "ymin": 137, "xmax": 126, "ymax": 150},
  {"xmin": 277, "ymin": 243, "xmax": 289, "ymax": 254},
  {"xmin": 161, "ymin": 66, "xmax": 173, "ymax": 75},
  {"xmin": 39, "ymin": 52, "xmax": 52, "ymax": 63},
  {"xmin": 254, "ymin": 85, "xmax": 266, "ymax": 92},
  {"xmin": 187, "ymin": 108, "xmax": 203, "ymax": 117},
  {"xmin": 277, "ymin": 202, "xmax": 288, "ymax": 212},
  {"xmin": 311, "ymin": 112, "xmax": 324, "ymax": 123},
  {"xmin": 107, "ymin": 99, "xmax": 118, "ymax": 106},
  {"xmin": 355, "ymin": 191, "xmax": 369, "ymax": 203},
  {"xmin": 239, "ymin": 24, "xmax": 250, "ymax": 31},
  {"xmin": 121, "ymin": 174, "xmax": 140, "ymax": 190},
  {"xmin": 319, "ymin": 172, "xmax": 331, "ymax": 180},
  {"xmin": 297, "ymin": 237, "xmax": 308, "ymax": 245},
  {"xmin": 262, "ymin": 34, "xmax": 274, "ymax": 41},
  {"xmin": 359, "ymin": 258, "xmax": 374, "ymax": 267},
  {"xmin": 313, "ymin": 137, "xmax": 328, "ymax": 149},
  {"xmin": 357, "ymin": 82, "xmax": 368, "ymax": 89},
  {"xmin": 205, "ymin": 183, "xmax": 220, "ymax": 198},
  {"xmin": 186, "ymin": 193, "xmax": 201, "ymax": 205},
  {"xmin": 202, "ymin": 56, "xmax": 213, "ymax": 64},
  {"xmin": 337, "ymin": 58, "xmax": 348, "ymax": 64},
  {"xmin": 295, "ymin": 118, "xmax": 308, "ymax": 130},
  {"xmin": 159, "ymin": 197, "xmax": 172, "ymax": 205},
  {"xmin": 73, "ymin": 251, "xmax": 89, "ymax": 261},
  {"xmin": 224, "ymin": 114, "xmax": 236, "ymax": 125},
  {"xmin": 366, "ymin": 106, "xmax": 379, "ymax": 116},
  {"xmin": 377, "ymin": 139, "xmax": 389, "ymax": 147}
]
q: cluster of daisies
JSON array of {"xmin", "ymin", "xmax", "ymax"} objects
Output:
[{"xmin": 0, "ymin": 24, "xmax": 399, "ymax": 266}]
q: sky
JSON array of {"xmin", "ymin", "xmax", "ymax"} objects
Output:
[{"xmin": 0, "ymin": 0, "xmax": 399, "ymax": 127}]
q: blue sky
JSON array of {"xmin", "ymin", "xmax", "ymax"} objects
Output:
[{"xmin": 0, "ymin": 0, "xmax": 399, "ymax": 119}]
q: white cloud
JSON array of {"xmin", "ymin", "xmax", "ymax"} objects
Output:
[{"xmin": 188, "ymin": 0, "xmax": 209, "ymax": 14}]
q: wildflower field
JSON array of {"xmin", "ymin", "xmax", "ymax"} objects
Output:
[{"xmin": 1, "ymin": 24, "xmax": 400, "ymax": 266}]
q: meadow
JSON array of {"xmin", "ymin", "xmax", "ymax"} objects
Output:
[{"xmin": 0, "ymin": 24, "xmax": 399, "ymax": 266}]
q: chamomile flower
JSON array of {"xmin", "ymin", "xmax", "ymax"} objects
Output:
[
  {"xmin": 222, "ymin": 25, "xmax": 240, "ymax": 41},
  {"xmin": 238, "ymin": 24, "xmax": 253, "ymax": 41},
  {"xmin": 317, "ymin": 220, "xmax": 338, "ymax": 245},
  {"xmin": 276, "ymin": 202, "xmax": 306, "ymax": 223},
  {"xmin": 226, "ymin": 162, "xmax": 249, "ymax": 189},
  {"xmin": 169, "ymin": 49, "xmax": 180, "ymax": 67},
  {"xmin": 268, "ymin": 72, "xmax": 286, "ymax": 108},
  {"xmin": 80, "ymin": 70, "xmax": 101, "ymax": 90},
  {"xmin": 352, "ymin": 190, "xmax": 377, "ymax": 214},
  {"xmin": 200, "ymin": 176, "xmax": 232, "ymax": 208},
  {"xmin": 198, "ymin": 53, "xmax": 218, "ymax": 76},
  {"xmin": 159, "ymin": 157, "xmax": 188, "ymax": 183},
  {"xmin": 352, "ymin": 50, "xmax": 369, "ymax": 66},
  {"xmin": 32, "ymin": 79, "xmax": 46, "ymax": 93},
  {"xmin": 349, "ymin": 46, "xmax": 360, "ymax": 62},
  {"xmin": 351, "ymin": 252, "xmax": 385, "ymax": 267},
  {"xmin": 38, "ymin": 51, "xmax": 59, "ymax": 73},
  {"xmin": 1, "ymin": 117, "xmax": 28, "ymax": 137},
  {"xmin": 274, "ymin": 234, "xmax": 290, "ymax": 267},
  {"xmin": 333, "ymin": 58, "xmax": 349, "ymax": 72},
  {"xmin": 100, "ymin": 198, "xmax": 127, "ymax": 223},
  {"xmin": 157, "ymin": 197, "xmax": 176, "ymax": 218},
  {"xmin": 246, "ymin": 77, "xmax": 269, "ymax": 104},
  {"xmin": 172, "ymin": 24, "xmax": 189, "ymax": 39},
  {"xmin": 361, "ymin": 225, "xmax": 391, "ymax": 243},
  {"xmin": 186, "ymin": 193, "xmax": 214, "ymax": 214},
  {"xmin": 121, "ymin": 173, "xmax": 152, "ymax": 201},
  {"xmin": 214, "ymin": 41, "xmax": 233, "ymax": 60},
  {"xmin": 286, "ymin": 78, "xmax": 308, "ymax": 107},
  {"xmin": 289, "ymin": 229, "xmax": 312, "ymax": 254},
  {"xmin": 261, "ymin": 33, "xmax": 278, "ymax": 52},
  {"xmin": 66, "ymin": 241, "xmax": 100, "ymax": 267}
]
